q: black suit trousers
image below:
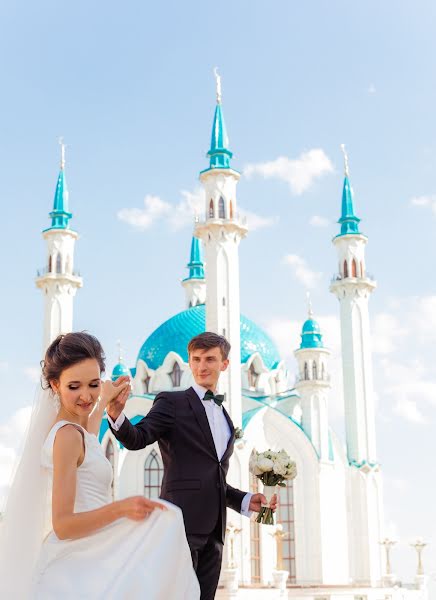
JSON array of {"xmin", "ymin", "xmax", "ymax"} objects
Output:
[{"xmin": 188, "ymin": 517, "xmax": 224, "ymax": 600}]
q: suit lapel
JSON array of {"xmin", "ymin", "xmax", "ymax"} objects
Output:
[
  {"xmin": 221, "ymin": 405, "xmax": 236, "ymax": 463},
  {"xmin": 186, "ymin": 387, "xmax": 218, "ymax": 459}
]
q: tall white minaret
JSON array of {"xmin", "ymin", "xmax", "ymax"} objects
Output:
[
  {"xmin": 35, "ymin": 140, "xmax": 83, "ymax": 352},
  {"xmin": 195, "ymin": 69, "xmax": 248, "ymax": 424},
  {"xmin": 330, "ymin": 146, "xmax": 383, "ymax": 585},
  {"xmin": 181, "ymin": 233, "xmax": 206, "ymax": 308},
  {"xmin": 294, "ymin": 297, "xmax": 331, "ymax": 461}
]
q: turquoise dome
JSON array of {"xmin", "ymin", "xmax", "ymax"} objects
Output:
[
  {"xmin": 111, "ymin": 362, "xmax": 130, "ymax": 381},
  {"xmin": 300, "ymin": 318, "xmax": 324, "ymax": 349},
  {"xmin": 138, "ymin": 304, "xmax": 280, "ymax": 370}
]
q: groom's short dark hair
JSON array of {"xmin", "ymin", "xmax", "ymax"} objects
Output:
[{"xmin": 188, "ymin": 332, "xmax": 231, "ymax": 360}]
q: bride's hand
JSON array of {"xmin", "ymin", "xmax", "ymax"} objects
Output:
[
  {"xmin": 118, "ymin": 496, "xmax": 167, "ymax": 521},
  {"xmin": 101, "ymin": 377, "xmax": 131, "ymax": 409}
]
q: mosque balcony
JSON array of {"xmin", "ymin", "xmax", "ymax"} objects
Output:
[
  {"xmin": 331, "ymin": 271, "xmax": 375, "ymax": 284},
  {"xmin": 37, "ymin": 266, "xmax": 81, "ymax": 278},
  {"xmin": 294, "ymin": 373, "xmax": 331, "ymax": 384}
]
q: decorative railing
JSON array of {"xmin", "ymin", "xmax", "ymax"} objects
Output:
[
  {"xmin": 36, "ymin": 267, "xmax": 81, "ymax": 277},
  {"xmin": 330, "ymin": 271, "xmax": 375, "ymax": 284}
]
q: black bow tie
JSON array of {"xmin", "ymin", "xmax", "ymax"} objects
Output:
[{"xmin": 203, "ymin": 390, "xmax": 225, "ymax": 407}]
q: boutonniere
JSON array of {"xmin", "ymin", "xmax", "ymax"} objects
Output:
[{"xmin": 234, "ymin": 427, "xmax": 244, "ymax": 440}]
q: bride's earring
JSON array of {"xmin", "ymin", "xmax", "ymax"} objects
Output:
[{"xmin": 53, "ymin": 392, "xmax": 61, "ymax": 413}]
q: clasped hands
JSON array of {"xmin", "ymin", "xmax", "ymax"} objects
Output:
[{"xmin": 100, "ymin": 375, "xmax": 131, "ymax": 417}]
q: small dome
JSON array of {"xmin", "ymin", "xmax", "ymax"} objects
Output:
[
  {"xmin": 111, "ymin": 362, "xmax": 130, "ymax": 381},
  {"xmin": 137, "ymin": 304, "xmax": 281, "ymax": 370},
  {"xmin": 300, "ymin": 318, "xmax": 324, "ymax": 349}
]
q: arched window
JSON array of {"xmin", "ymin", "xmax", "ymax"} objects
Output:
[
  {"xmin": 143, "ymin": 375, "xmax": 151, "ymax": 394},
  {"xmin": 343, "ymin": 260, "xmax": 349, "ymax": 278},
  {"xmin": 48, "ymin": 255, "xmax": 52, "ymax": 272},
  {"xmin": 218, "ymin": 196, "xmax": 225, "ymax": 218},
  {"xmin": 56, "ymin": 254, "xmax": 62, "ymax": 273},
  {"xmin": 352, "ymin": 259, "xmax": 357, "ymax": 277},
  {"xmin": 250, "ymin": 473, "xmax": 261, "ymax": 583},
  {"xmin": 229, "ymin": 200, "xmax": 234, "ymax": 219},
  {"xmin": 277, "ymin": 481, "xmax": 296, "ymax": 584},
  {"xmin": 144, "ymin": 450, "xmax": 164, "ymax": 500},
  {"xmin": 209, "ymin": 199, "xmax": 214, "ymax": 219},
  {"xmin": 303, "ymin": 362, "xmax": 309, "ymax": 380},
  {"xmin": 360, "ymin": 261, "xmax": 365, "ymax": 277},
  {"xmin": 105, "ymin": 439, "xmax": 115, "ymax": 501},
  {"xmin": 321, "ymin": 363, "xmax": 325, "ymax": 380},
  {"xmin": 312, "ymin": 361, "xmax": 318, "ymax": 380},
  {"xmin": 169, "ymin": 362, "xmax": 182, "ymax": 387},
  {"xmin": 248, "ymin": 363, "xmax": 259, "ymax": 388}
]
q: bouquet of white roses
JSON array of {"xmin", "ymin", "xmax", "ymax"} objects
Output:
[{"xmin": 249, "ymin": 449, "xmax": 297, "ymax": 525}]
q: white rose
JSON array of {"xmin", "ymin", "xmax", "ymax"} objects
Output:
[
  {"xmin": 273, "ymin": 461, "xmax": 287, "ymax": 476},
  {"xmin": 284, "ymin": 462, "xmax": 297, "ymax": 479},
  {"xmin": 257, "ymin": 457, "xmax": 274, "ymax": 473}
]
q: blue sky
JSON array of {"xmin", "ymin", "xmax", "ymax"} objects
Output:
[{"xmin": 1, "ymin": 0, "xmax": 436, "ymax": 587}]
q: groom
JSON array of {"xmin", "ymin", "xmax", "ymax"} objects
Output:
[{"xmin": 107, "ymin": 332, "xmax": 274, "ymax": 600}]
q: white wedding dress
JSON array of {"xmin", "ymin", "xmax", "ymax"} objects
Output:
[{"xmin": 31, "ymin": 420, "xmax": 200, "ymax": 599}]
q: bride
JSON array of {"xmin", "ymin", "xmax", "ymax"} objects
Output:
[{"xmin": 0, "ymin": 332, "xmax": 200, "ymax": 599}]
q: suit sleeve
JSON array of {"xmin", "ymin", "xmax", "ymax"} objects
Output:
[
  {"xmin": 225, "ymin": 483, "xmax": 247, "ymax": 513},
  {"xmin": 109, "ymin": 393, "xmax": 175, "ymax": 450}
]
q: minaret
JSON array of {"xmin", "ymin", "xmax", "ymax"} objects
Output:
[
  {"xmin": 181, "ymin": 233, "xmax": 206, "ymax": 308},
  {"xmin": 111, "ymin": 340, "xmax": 131, "ymax": 381},
  {"xmin": 195, "ymin": 69, "xmax": 248, "ymax": 424},
  {"xmin": 35, "ymin": 140, "xmax": 83, "ymax": 352},
  {"xmin": 294, "ymin": 296, "xmax": 331, "ymax": 461},
  {"xmin": 329, "ymin": 145, "xmax": 377, "ymax": 465},
  {"xmin": 330, "ymin": 146, "xmax": 382, "ymax": 586}
]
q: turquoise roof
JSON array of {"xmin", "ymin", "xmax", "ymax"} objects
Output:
[
  {"xmin": 337, "ymin": 175, "xmax": 361, "ymax": 236},
  {"xmin": 300, "ymin": 318, "xmax": 324, "ymax": 349},
  {"xmin": 46, "ymin": 168, "xmax": 72, "ymax": 230},
  {"xmin": 183, "ymin": 236, "xmax": 205, "ymax": 281},
  {"xmin": 111, "ymin": 362, "xmax": 131, "ymax": 381},
  {"xmin": 205, "ymin": 103, "xmax": 233, "ymax": 170},
  {"xmin": 137, "ymin": 304, "xmax": 281, "ymax": 370}
]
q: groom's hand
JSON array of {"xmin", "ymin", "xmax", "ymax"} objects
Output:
[{"xmin": 249, "ymin": 493, "xmax": 278, "ymax": 514}]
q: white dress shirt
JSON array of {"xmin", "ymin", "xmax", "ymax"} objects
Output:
[{"xmin": 107, "ymin": 383, "xmax": 252, "ymax": 515}]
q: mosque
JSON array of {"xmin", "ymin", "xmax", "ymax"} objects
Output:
[{"xmin": 34, "ymin": 77, "xmax": 428, "ymax": 599}]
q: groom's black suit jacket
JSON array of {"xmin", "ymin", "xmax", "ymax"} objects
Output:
[{"xmin": 109, "ymin": 387, "xmax": 246, "ymax": 544}]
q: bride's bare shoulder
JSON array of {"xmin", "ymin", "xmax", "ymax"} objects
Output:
[{"xmin": 53, "ymin": 423, "xmax": 85, "ymax": 454}]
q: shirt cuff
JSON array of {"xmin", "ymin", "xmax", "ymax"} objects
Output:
[
  {"xmin": 107, "ymin": 412, "xmax": 126, "ymax": 431},
  {"xmin": 240, "ymin": 492, "xmax": 253, "ymax": 517}
]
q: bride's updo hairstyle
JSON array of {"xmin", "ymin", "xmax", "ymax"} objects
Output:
[{"xmin": 42, "ymin": 332, "xmax": 106, "ymax": 387}]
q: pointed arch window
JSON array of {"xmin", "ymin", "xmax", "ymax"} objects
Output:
[
  {"xmin": 312, "ymin": 361, "xmax": 318, "ymax": 380},
  {"xmin": 277, "ymin": 481, "xmax": 296, "ymax": 584},
  {"xmin": 343, "ymin": 260, "xmax": 349, "ymax": 278},
  {"xmin": 209, "ymin": 199, "xmax": 214, "ymax": 219},
  {"xmin": 105, "ymin": 439, "xmax": 115, "ymax": 501},
  {"xmin": 321, "ymin": 363, "xmax": 325, "ymax": 381},
  {"xmin": 144, "ymin": 450, "xmax": 164, "ymax": 500},
  {"xmin": 169, "ymin": 362, "xmax": 182, "ymax": 387},
  {"xmin": 229, "ymin": 200, "xmax": 234, "ymax": 219},
  {"xmin": 48, "ymin": 255, "xmax": 53, "ymax": 273},
  {"xmin": 360, "ymin": 261, "xmax": 365, "ymax": 277},
  {"xmin": 303, "ymin": 362, "xmax": 309, "ymax": 380},
  {"xmin": 248, "ymin": 363, "xmax": 260, "ymax": 388},
  {"xmin": 56, "ymin": 254, "xmax": 62, "ymax": 273},
  {"xmin": 352, "ymin": 259, "xmax": 357, "ymax": 277},
  {"xmin": 143, "ymin": 374, "xmax": 151, "ymax": 394},
  {"xmin": 218, "ymin": 196, "xmax": 225, "ymax": 219}
]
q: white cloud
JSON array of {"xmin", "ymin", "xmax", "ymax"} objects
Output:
[
  {"xmin": 282, "ymin": 254, "xmax": 322, "ymax": 289},
  {"xmin": 117, "ymin": 194, "xmax": 171, "ymax": 231},
  {"xmin": 23, "ymin": 366, "xmax": 40, "ymax": 384},
  {"xmin": 244, "ymin": 149, "xmax": 334, "ymax": 195},
  {"xmin": 371, "ymin": 313, "xmax": 409, "ymax": 355},
  {"xmin": 118, "ymin": 187, "xmax": 276, "ymax": 233},
  {"xmin": 393, "ymin": 399, "xmax": 427, "ymax": 425},
  {"xmin": 309, "ymin": 215, "xmax": 330, "ymax": 227},
  {"xmin": 410, "ymin": 194, "xmax": 436, "ymax": 215}
]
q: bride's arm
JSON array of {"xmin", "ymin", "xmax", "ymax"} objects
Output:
[
  {"xmin": 87, "ymin": 377, "xmax": 130, "ymax": 436},
  {"xmin": 52, "ymin": 425, "xmax": 165, "ymax": 540}
]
